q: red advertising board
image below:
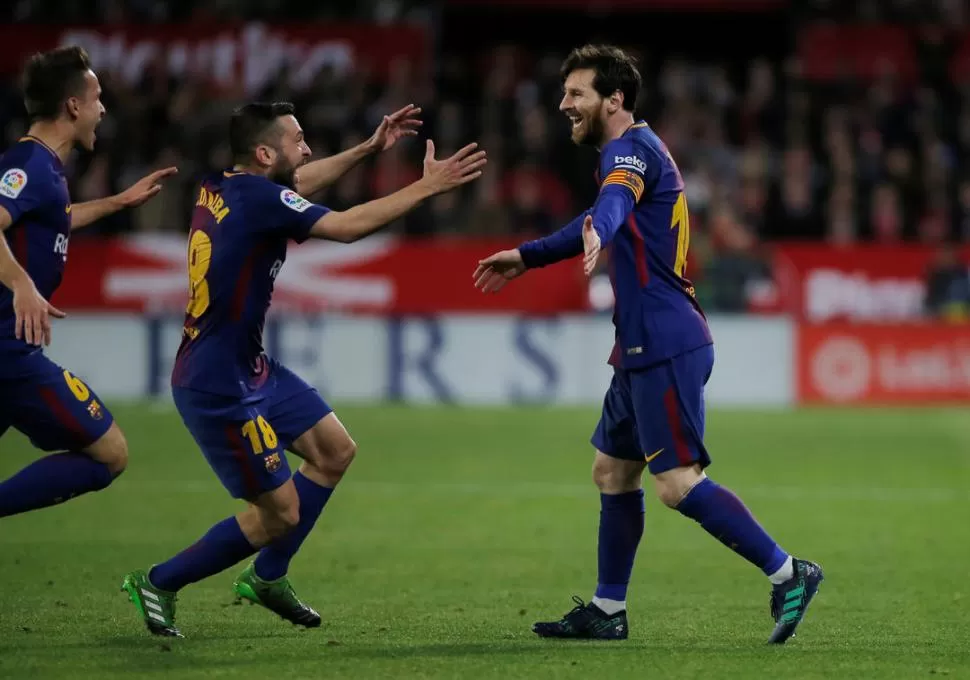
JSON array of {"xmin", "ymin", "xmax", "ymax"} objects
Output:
[
  {"xmin": 773, "ymin": 244, "xmax": 970, "ymax": 322},
  {"xmin": 797, "ymin": 323, "xmax": 970, "ymax": 405},
  {"xmin": 0, "ymin": 23, "xmax": 429, "ymax": 94},
  {"xmin": 55, "ymin": 235, "xmax": 590, "ymax": 315}
]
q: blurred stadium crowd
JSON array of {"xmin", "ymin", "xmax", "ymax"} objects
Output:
[{"xmin": 2, "ymin": 0, "xmax": 970, "ymax": 315}]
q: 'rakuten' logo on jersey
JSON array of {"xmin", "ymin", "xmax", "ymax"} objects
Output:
[
  {"xmin": 53, "ymin": 233, "xmax": 69, "ymax": 260},
  {"xmin": 613, "ymin": 155, "xmax": 646, "ymax": 174},
  {"xmin": 269, "ymin": 259, "xmax": 284, "ymax": 280}
]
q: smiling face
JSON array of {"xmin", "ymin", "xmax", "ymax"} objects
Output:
[
  {"xmin": 559, "ymin": 68, "xmax": 609, "ymax": 148},
  {"xmin": 258, "ymin": 115, "xmax": 312, "ymax": 190}
]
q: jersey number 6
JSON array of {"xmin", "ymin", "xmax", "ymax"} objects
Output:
[{"xmin": 62, "ymin": 370, "xmax": 91, "ymax": 402}]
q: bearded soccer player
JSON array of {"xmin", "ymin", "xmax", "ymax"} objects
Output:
[
  {"xmin": 0, "ymin": 47, "xmax": 175, "ymax": 520},
  {"xmin": 473, "ymin": 45, "xmax": 822, "ymax": 645},
  {"xmin": 121, "ymin": 102, "xmax": 486, "ymax": 638}
]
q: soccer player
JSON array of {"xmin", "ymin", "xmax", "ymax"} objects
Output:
[
  {"xmin": 121, "ymin": 101, "xmax": 485, "ymax": 638},
  {"xmin": 0, "ymin": 47, "xmax": 176, "ymax": 519},
  {"xmin": 473, "ymin": 45, "xmax": 822, "ymax": 645}
]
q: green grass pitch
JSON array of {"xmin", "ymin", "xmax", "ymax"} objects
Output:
[{"xmin": 1, "ymin": 404, "xmax": 968, "ymax": 679}]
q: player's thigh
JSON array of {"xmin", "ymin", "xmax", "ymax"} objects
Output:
[
  {"xmin": 630, "ymin": 345, "xmax": 714, "ymax": 477},
  {"xmin": 173, "ymin": 388, "xmax": 291, "ymax": 502},
  {"xmin": 590, "ymin": 369, "xmax": 644, "ymax": 464},
  {"xmin": 1, "ymin": 361, "xmax": 114, "ymax": 454},
  {"xmin": 264, "ymin": 362, "xmax": 339, "ymax": 456}
]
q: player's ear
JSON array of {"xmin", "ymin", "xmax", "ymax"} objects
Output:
[
  {"xmin": 65, "ymin": 96, "xmax": 80, "ymax": 121},
  {"xmin": 254, "ymin": 144, "xmax": 274, "ymax": 168},
  {"xmin": 609, "ymin": 91, "xmax": 622, "ymax": 113}
]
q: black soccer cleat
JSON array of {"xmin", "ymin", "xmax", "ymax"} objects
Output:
[
  {"xmin": 767, "ymin": 558, "xmax": 824, "ymax": 644},
  {"xmin": 532, "ymin": 596, "xmax": 629, "ymax": 640}
]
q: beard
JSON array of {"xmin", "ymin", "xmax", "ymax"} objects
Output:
[
  {"xmin": 571, "ymin": 111, "xmax": 606, "ymax": 148},
  {"xmin": 269, "ymin": 159, "xmax": 298, "ymax": 190}
]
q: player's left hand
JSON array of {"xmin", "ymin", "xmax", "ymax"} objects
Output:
[
  {"xmin": 582, "ymin": 214, "xmax": 602, "ymax": 276},
  {"xmin": 473, "ymin": 249, "xmax": 526, "ymax": 293},
  {"xmin": 366, "ymin": 104, "xmax": 422, "ymax": 152},
  {"xmin": 117, "ymin": 167, "xmax": 179, "ymax": 208}
]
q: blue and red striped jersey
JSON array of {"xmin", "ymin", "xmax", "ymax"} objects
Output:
[
  {"xmin": 171, "ymin": 171, "xmax": 328, "ymax": 396},
  {"xmin": 0, "ymin": 137, "xmax": 72, "ymax": 378},
  {"xmin": 520, "ymin": 121, "xmax": 712, "ymax": 369}
]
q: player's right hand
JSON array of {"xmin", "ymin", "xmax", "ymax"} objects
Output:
[
  {"xmin": 421, "ymin": 140, "xmax": 487, "ymax": 194},
  {"xmin": 13, "ymin": 280, "xmax": 66, "ymax": 347},
  {"xmin": 473, "ymin": 249, "xmax": 526, "ymax": 293}
]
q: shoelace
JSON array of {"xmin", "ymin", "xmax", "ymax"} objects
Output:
[{"xmin": 561, "ymin": 595, "xmax": 594, "ymax": 622}]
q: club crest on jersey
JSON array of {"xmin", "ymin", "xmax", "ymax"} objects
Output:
[
  {"xmin": 264, "ymin": 453, "xmax": 282, "ymax": 473},
  {"xmin": 0, "ymin": 168, "xmax": 27, "ymax": 199},
  {"xmin": 280, "ymin": 189, "xmax": 311, "ymax": 213},
  {"xmin": 87, "ymin": 400, "xmax": 104, "ymax": 421},
  {"xmin": 613, "ymin": 155, "xmax": 646, "ymax": 174}
]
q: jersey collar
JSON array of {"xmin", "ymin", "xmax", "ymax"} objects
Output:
[{"xmin": 19, "ymin": 135, "xmax": 64, "ymax": 169}]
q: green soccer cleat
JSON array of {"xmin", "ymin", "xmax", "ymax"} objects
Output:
[
  {"xmin": 120, "ymin": 569, "xmax": 183, "ymax": 638},
  {"xmin": 232, "ymin": 563, "xmax": 321, "ymax": 628}
]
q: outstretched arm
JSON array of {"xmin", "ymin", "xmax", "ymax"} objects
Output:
[
  {"xmin": 309, "ymin": 140, "xmax": 485, "ymax": 243},
  {"xmin": 295, "ymin": 104, "xmax": 422, "ymax": 197},
  {"xmin": 71, "ymin": 167, "xmax": 178, "ymax": 230},
  {"xmin": 516, "ymin": 209, "xmax": 590, "ymax": 269}
]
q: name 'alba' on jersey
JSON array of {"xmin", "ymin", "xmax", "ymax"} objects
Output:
[{"xmin": 171, "ymin": 170, "xmax": 329, "ymax": 396}]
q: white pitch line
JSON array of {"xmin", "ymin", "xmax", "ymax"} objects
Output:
[{"xmin": 117, "ymin": 480, "xmax": 970, "ymax": 503}]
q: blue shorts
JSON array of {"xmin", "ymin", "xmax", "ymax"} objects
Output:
[
  {"xmin": 173, "ymin": 360, "xmax": 331, "ymax": 500},
  {"xmin": 591, "ymin": 344, "xmax": 714, "ymax": 475},
  {"xmin": 0, "ymin": 354, "xmax": 114, "ymax": 452}
]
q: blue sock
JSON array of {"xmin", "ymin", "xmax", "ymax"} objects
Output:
[
  {"xmin": 150, "ymin": 517, "xmax": 256, "ymax": 592},
  {"xmin": 676, "ymin": 478, "xmax": 789, "ymax": 576},
  {"xmin": 254, "ymin": 471, "xmax": 334, "ymax": 581},
  {"xmin": 594, "ymin": 490, "xmax": 645, "ymax": 603},
  {"xmin": 0, "ymin": 452, "xmax": 114, "ymax": 518}
]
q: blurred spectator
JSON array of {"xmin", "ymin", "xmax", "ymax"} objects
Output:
[
  {"xmin": 701, "ymin": 206, "xmax": 776, "ymax": 313},
  {"xmin": 924, "ymin": 245, "xmax": 970, "ymax": 321},
  {"xmin": 3, "ymin": 0, "xmax": 970, "ymax": 261}
]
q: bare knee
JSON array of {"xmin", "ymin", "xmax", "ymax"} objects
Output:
[
  {"xmin": 84, "ymin": 424, "xmax": 129, "ymax": 476},
  {"xmin": 238, "ymin": 482, "xmax": 301, "ymax": 547},
  {"xmin": 653, "ymin": 464, "xmax": 705, "ymax": 508},
  {"xmin": 294, "ymin": 414, "xmax": 357, "ymax": 486},
  {"xmin": 592, "ymin": 451, "xmax": 645, "ymax": 494},
  {"xmin": 264, "ymin": 505, "xmax": 300, "ymax": 540},
  {"xmin": 325, "ymin": 436, "xmax": 357, "ymax": 477}
]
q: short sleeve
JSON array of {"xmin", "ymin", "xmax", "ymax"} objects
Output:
[
  {"xmin": 249, "ymin": 181, "xmax": 330, "ymax": 244},
  {"xmin": 0, "ymin": 161, "xmax": 47, "ymax": 224},
  {"xmin": 598, "ymin": 138, "xmax": 658, "ymax": 203}
]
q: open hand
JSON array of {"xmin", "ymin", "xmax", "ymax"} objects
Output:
[
  {"xmin": 13, "ymin": 280, "xmax": 66, "ymax": 346},
  {"xmin": 473, "ymin": 249, "xmax": 526, "ymax": 293},
  {"xmin": 366, "ymin": 104, "xmax": 422, "ymax": 152},
  {"xmin": 117, "ymin": 167, "xmax": 178, "ymax": 208},
  {"xmin": 421, "ymin": 140, "xmax": 487, "ymax": 195},
  {"xmin": 582, "ymin": 214, "xmax": 602, "ymax": 276}
]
